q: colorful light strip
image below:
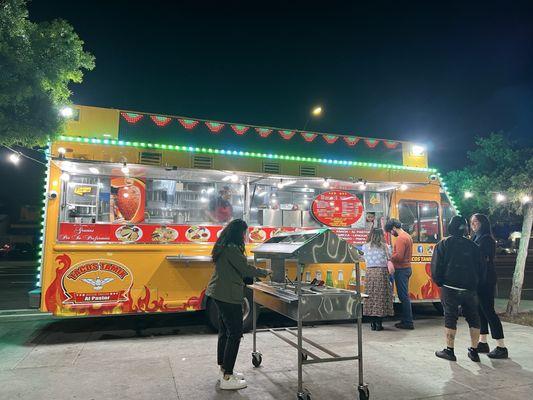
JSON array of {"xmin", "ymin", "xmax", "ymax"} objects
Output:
[
  {"xmin": 437, "ymin": 172, "xmax": 460, "ymax": 214},
  {"xmin": 36, "ymin": 145, "xmax": 52, "ymax": 287},
  {"xmin": 58, "ymin": 135, "xmax": 438, "ymax": 173}
]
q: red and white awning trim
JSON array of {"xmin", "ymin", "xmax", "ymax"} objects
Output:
[{"xmin": 120, "ymin": 111, "xmax": 401, "ymax": 150}]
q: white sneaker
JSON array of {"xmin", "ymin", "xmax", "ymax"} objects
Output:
[
  {"xmin": 219, "ymin": 375, "xmax": 247, "ymax": 390},
  {"xmin": 219, "ymin": 370, "xmax": 244, "ymax": 380}
]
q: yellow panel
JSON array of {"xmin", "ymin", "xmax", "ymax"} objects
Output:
[
  {"xmin": 64, "ymin": 105, "xmax": 119, "ymax": 139},
  {"xmin": 402, "ymin": 143, "xmax": 429, "ymax": 168}
]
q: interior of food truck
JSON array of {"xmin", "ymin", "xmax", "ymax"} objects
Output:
[{"xmin": 52, "ymin": 159, "xmax": 425, "ymax": 236}]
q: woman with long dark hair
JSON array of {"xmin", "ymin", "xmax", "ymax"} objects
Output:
[
  {"xmin": 362, "ymin": 228, "xmax": 395, "ymax": 331},
  {"xmin": 206, "ymin": 219, "xmax": 270, "ymax": 390},
  {"xmin": 471, "ymin": 213, "xmax": 508, "ymax": 359}
]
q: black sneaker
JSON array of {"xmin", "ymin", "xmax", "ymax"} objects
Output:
[
  {"xmin": 476, "ymin": 342, "xmax": 490, "ymax": 353},
  {"xmin": 395, "ymin": 322, "xmax": 414, "ymax": 330},
  {"xmin": 436, "ymin": 348, "xmax": 457, "ymax": 361},
  {"xmin": 468, "ymin": 347, "xmax": 480, "ymax": 362},
  {"xmin": 487, "ymin": 347, "xmax": 508, "ymax": 359}
]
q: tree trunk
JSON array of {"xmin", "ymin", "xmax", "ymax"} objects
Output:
[{"xmin": 506, "ymin": 202, "xmax": 533, "ymax": 316}]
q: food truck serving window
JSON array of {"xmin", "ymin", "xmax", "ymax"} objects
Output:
[
  {"xmin": 58, "ymin": 169, "xmax": 244, "ymax": 243},
  {"xmin": 398, "ymin": 200, "xmax": 440, "ymax": 243}
]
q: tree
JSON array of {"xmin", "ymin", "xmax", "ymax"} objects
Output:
[
  {"xmin": 445, "ymin": 133, "xmax": 533, "ymax": 315},
  {"xmin": 0, "ymin": 0, "xmax": 94, "ymax": 147}
]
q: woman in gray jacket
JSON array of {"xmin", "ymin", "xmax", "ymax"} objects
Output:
[{"xmin": 206, "ymin": 219, "xmax": 269, "ymax": 390}]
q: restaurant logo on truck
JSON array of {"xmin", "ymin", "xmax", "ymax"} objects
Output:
[{"xmin": 61, "ymin": 259, "xmax": 133, "ymax": 305}]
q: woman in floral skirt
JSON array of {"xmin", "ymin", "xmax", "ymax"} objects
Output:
[{"xmin": 362, "ymin": 228, "xmax": 395, "ymax": 330}]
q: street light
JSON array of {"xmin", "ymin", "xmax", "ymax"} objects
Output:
[
  {"xmin": 8, "ymin": 153, "xmax": 21, "ymax": 165},
  {"xmin": 59, "ymin": 107, "xmax": 74, "ymax": 118},
  {"xmin": 303, "ymin": 105, "xmax": 323, "ymax": 131},
  {"xmin": 312, "ymin": 106, "xmax": 322, "ymax": 116}
]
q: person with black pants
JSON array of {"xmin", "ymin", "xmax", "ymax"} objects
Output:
[
  {"xmin": 206, "ymin": 219, "xmax": 270, "ymax": 390},
  {"xmin": 471, "ymin": 213, "xmax": 508, "ymax": 359},
  {"xmin": 431, "ymin": 216, "xmax": 485, "ymax": 362}
]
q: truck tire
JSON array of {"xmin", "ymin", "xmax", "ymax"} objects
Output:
[{"xmin": 206, "ymin": 287, "xmax": 257, "ymax": 333}]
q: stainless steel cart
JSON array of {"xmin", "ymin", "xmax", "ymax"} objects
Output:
[{"xmin": 250, "ymin": 229, "xmax": 369, "ymax": 400}]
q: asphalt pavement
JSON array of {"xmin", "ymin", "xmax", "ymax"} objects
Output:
[{"xmin": 0, "ymin": 261, "xmax": 37, "ymax": 311}]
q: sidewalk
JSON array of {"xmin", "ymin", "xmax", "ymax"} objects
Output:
[{"xmin": 1, "ymin": 313, "xmax": 533, "ymax": 399}]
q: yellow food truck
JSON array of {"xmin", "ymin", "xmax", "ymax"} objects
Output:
[{"xmin": 33, "ymin": 105, "xmax": 457, "ymax": 329}]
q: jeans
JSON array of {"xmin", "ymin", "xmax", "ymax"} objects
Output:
[
  {"xmin": 215, "ymin": 299, "xmax": 243, "ymax": 375},
  {"xmin": 441, "ymin": 286, "xmax": 480, "ymax": 330},
  {"xmin": 394, "ymin": 267, "xmax": 413, "ymax": 326},
  {"xmin": 478, "ymin": 284, "xmax": 504, "ymax": 339}
]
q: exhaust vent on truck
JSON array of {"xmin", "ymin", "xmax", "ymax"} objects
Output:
[
  {"xmin": 262, "ymin": 162, "xmax": 281, "ymax": 175},
  {"xmin": 192, "ymin": 155, "xmax": 214, "ymax": 169},
  {"xmin": 299, "ymin": 165, "xmax": 317, "ymax": 177},
  {"xmin": 139, "ymin": 151, "xmax": 162, "ymax": 166}
]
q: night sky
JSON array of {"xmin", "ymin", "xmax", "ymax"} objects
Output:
[{"xmin": 2, "ymin": 1, "xmax": 533, "ymax": 216}]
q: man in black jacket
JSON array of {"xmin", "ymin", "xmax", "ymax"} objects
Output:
[{"xmin": 431, "ymin": 216, "xmax": 485, "ymax": 362}]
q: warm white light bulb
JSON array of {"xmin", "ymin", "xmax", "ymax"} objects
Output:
[
  {"xmin": 495, "ymin": 193, "xmax": 506, "ymax": 203},
  {"xmin": 521, "ymin": 195, "xmax": 531, "ymax": 204},
  {"xmin": 411, "ymin": 145, "xmax": 425, "ymax": 156},
  {"xmin": 399, "ymin": 184, "xmax": 408, "ymax": 191}
]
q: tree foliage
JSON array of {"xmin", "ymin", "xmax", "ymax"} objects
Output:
[
  {"xmin": 445, "ymin": 133, "xmax": 533, "ymax": 224},
  {"xmin": 0, "ymin": 0, "xmax": 94, "ymax": 147}
]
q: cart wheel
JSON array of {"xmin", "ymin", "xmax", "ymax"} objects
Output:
[
  {"xmin": 252, "ymin": 352, "xmax": 262, "ymax": 367},
  {"xmin": 358, "ymin": 385, "xmax": 369, "ymax": 400},
  {"xmin": 297, "ymin": 391, "xmax": 311, "ymax": 400}
]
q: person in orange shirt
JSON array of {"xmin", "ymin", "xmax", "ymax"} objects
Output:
[{"xmin": 385, "ymin": 218, "xmax": 414, "ymax": 330}]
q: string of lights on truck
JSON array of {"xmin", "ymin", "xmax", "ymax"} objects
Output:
[
  {"xmin": 57, "ymin": 135, "xmax": 437, "ymax": 173},
  {"xmin": 36, "ymin": 145, "xmax": 52, "ymax": 287}
]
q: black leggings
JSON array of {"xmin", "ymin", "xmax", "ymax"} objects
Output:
[
  {"xmin": 478, "ymin": 284, "xmax": 504, "ymax": 340},
  {"xmin": 215, "ymin": 299, "xmax": 243, "ymax": 375}
]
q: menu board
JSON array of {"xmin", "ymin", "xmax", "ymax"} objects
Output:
[{"xmin": 311, "ymin": 190, "xmax": 364, "ymax": 227}]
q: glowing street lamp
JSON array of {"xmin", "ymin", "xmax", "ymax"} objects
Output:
[
  {"xmin": 303, "ymin": 105, "xmax": 324, "ymax": 131},
  {"xmin": 312, "ymin": 106, "xmax": 322, "ymax": 116},
  {"xmin": 8, "ymin": 153, "xmax": 21, "ymax": 165},
  {"xmin": 59, "ymin": 107, "xmax": 74, "ymax": 118}
]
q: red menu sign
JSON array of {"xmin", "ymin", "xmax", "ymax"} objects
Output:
[
  {"xmin": 58, "ymin": 223, "xmax": 371, "ymax": 245},
  {"xmin": 311, "ymin": 190, "xmax": 364, "ymax": 227}
]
